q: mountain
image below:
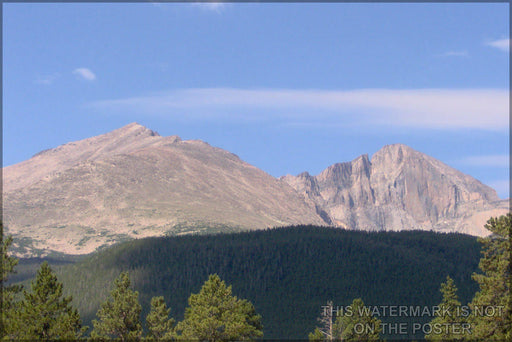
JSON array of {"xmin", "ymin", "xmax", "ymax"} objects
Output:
[
  {"xmin": 282, "ymin": 144, "xmax": 509, "ymax": 236},
  {"xmin": 3, "ymin": 123, "xmax": 325, "ymax": 256},
  {"xmin": 3, "ymin": 124, "xmax": 508, "ymax": 256},
  {"xmin": 53, "ymin": 226, "xmax": 481, "ymax": 339}
]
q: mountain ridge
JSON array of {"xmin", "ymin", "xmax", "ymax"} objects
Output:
[{"xmin": 3, "ymin": 123, "xmax": 508, "ymax": 256}]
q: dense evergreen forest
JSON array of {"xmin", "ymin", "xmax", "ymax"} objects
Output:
[{"xmin": 41, "ymin": 225, "xmax": 483, "ymax": 339}]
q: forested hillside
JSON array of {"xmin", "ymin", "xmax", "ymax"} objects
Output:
[{"xmin": 52, "ymin": 226, "xmax": 481, "ymax": 339}]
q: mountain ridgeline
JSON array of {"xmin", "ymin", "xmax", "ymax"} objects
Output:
[
  {"xmin": 3, "ymin": 123, "xmax": 508, "ymax": 256},
  {"xmin": 53, "ymin": 226, "xmax": 481, "ymax": 339}
]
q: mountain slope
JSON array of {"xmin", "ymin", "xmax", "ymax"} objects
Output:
[
  {"xmin": 282, "ymin": 144, "xmax": 508, "ymax": 236},
  {"xmin": 3, "ymin": 123, "xmax": 325, "ymax": 256}
]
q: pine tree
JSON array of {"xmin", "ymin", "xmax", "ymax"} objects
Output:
[
  {"xmin": 332, "ymin": 298, "xmax": 381, "ymax": 341},
  {"xmin": 146, "ymin": 296, "xmax": 175, "ymax": 340},
  {"xmin": 16, "ymin": 261, "xmax": 85, "ymax": 340},
  {"xmin": 469, "ymin": 214, "xmax": 511, "ymax": 340},
  {"xmin": 175, "ymin": 274, "xmax": 263, "ymax": 341},
  {"xmin": 308, "ymin": 327, "xmax": 326, "ymax": 341},
  {"xmin": 425, "ymin": 276, "xmax": 468, "ymax": 340},
  {"xmin": 0, "ymin": 220, "xmax": 22, "ymax": 339},
  {"xmin": 91, "ymin": 271, "xmax": 143, "ymax": 341}
]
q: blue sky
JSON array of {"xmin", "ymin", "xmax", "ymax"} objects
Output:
[{"xmin": 3, "ymin": 2, "xmax": 510, "ymax": 198}]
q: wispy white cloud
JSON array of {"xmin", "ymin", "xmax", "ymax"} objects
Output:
[
  {"xmin": 459, "ymin": 154, "xmax": 509, "ymax": 167},
  {"xmin": 91, "ymin": 88, "xmax": 509, "ymax": 131},
  {"xmin": 486, "ymin": 38, "xmax": 510, "ymax": 52},
  {"xmin": 73, "ymin": 68, "xmax": 96, "ymax": 81},
  {"xmin": 437, "ymin": 51, "xmax": 469, "ymax": 57},
  {"xmin": 34, "ymin": 73, "xmax": 60, "ymax": 85}
]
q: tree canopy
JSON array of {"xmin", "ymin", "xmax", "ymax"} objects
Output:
[
  {"xmin": 15, "ymin": 262, "xmax": 85, "ymax": 340},
  {"xmin": 469, "ymin": 214, "xmax": 511, "ymax": 340},
  {"xmin": 332, "ymin": 298, "xmax": 381, "ymax": 341},
  {"xmin": 175, "ymin": 274, "xmax": 263, "ymax": 341},
  {"xmin": 425, "ymin": 276, "xmax": 468, "ymax": 340},
  {"xmin": 91, "ymin": 271, "xmax": 143, "ymax": 341},
  {"xmin": 146, "ymin": 295, "xmax": 176, "ymax": 340}
]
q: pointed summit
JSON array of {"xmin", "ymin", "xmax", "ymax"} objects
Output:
[
  {"xmin": 3, "ymin": 123, "xmax": 168, "ymax": 192},
  {"xmin": 111, "ymin": 122, "xmax": 160, "ymax": 138}
]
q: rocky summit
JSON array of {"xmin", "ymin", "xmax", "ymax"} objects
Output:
[
  {"xmin": 3, "ymin": 124, "xmax": 509, "ymax": 256},
  {"xmin": 282, "ymin": 144, "xmax": 508, "ymax": 237}
]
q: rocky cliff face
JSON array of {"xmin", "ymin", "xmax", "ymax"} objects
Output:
[
  {"xmin": 3, "ymin": 123, "xmax": 325, "ymax": 256},
  {"xmin": 282, "ymin": 144, "xmax": 508, "ymax": 236}
]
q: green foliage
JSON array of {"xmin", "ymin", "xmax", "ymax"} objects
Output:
[
  {"xmin": 469, "ymin": 214, "xmax": 512, "ymax": 340},
  {"xmin": 146, "ymin": 296, "xmax": 175, "ymax": 340},
  {"xmin": 425, "ymin": 276, "xmax": 468, "ymax": 340},
  {"xmin": 0, "ymin": 221, "xmax": 19, "ymax": 285},
  {"xmin": 175, "ymin": 274, "xmax": 263, "ymax": 341},
  {"xmin": 0, "ymin": 220, "xmax": 21, "ymax": 338},
  {"xmin": 308, "ymin": 327, "xmax": 325, "ymax": 341},
  {"xmin": 333, "ymin": 298, "xmax": 381, "ymax": 341},
  {"xmin": 91, "ymin": 271, "xmax": 143, "ymax": 341},
  {"xmin": 52, "ymin": 226, "xmax": 480, "ymax": 338},
  {"xmin": 13, "ymin": 262, "xmax": 85, "ymax": 340}
]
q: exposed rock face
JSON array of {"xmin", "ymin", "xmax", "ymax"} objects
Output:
[
  {"xmin": 282, "ymin": 144, "xmax": 509, "ymax": 236},
  {"xmin": 3, "ymin": 123, "xmax": 325, "ymax": 256}
]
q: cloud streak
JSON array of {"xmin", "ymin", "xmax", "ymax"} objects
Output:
[
  {"xmin": 486, "ymin": 38, "xmax": 510, "ymax": 52},
  {"xmin": 91, "ymin": 88, "xmax": 509, "ymax": 131},
  {"xmin": 437, "ymin": 51, "xmax": 469, "ymax": 57},
  {"xmin": 73, "ymin": 68, "xmax": 96, "ymax": 81}
]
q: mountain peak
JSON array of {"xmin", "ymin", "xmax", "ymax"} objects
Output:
[
  {"xmin": 111, "ymin": 122, "xmax": 160, "ymax": 138},
  {"xmin": 283, "ymin": 143, "xmax": 507, "ymax": 236}
]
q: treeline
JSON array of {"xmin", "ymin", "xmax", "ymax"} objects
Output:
[
  {"xmin": 2, "ymin": 217, "xmax": 509, "ymax": 339},
  {"xmin": 307, "ymin": 214, "xmax": 512, "ymax": 341},
  {"xmin": 49, "ymin": 225, "xmax": 480, "ymax": 338},
  {"xmin": 1, "ymin": 225, "xmax": 262, "ymax": 340}
]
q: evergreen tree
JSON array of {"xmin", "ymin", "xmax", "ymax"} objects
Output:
[
  {"xmin": 469, "ymin": 214, "xmax": 511, "ymax": 340},
  {"xmin": 0, "ymin": 220, "xmax": 22, "ymax": 339},
  {"xmin": 91, "ymin": 271, "xmax": 143, "ymax": 341},
  {"xmin": 175, "ymin": 274, "xmax": 263, "ymax": 341},
  {"xmin": 308, "ymin": 327, "xmax": 326, "ymax": 341},
  {"xmin": 332, "ymin": 298, "xmax": 381, "ymax": 341},
  {"xmin": 425, "ymin": 276, "xmax": 467, "ymax": 340},
  {"xmin": 146, "ymin": 296, "xmax": 175, "ymax": 340},
  {"xmin": 16, "ymin": 261, "xmax": 85, "ymax": 340}
]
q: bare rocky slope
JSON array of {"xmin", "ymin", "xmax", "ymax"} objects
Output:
[
  {"xmin": 3, "ymin": 124, "xmax": 508, "ymax": 256},
  {"xmin": 282, "ymin": 144, "xmax": 509, "ymax": 237},
  {"xmin": 3, "ymin": 123, "xmax": 325, "ymax": 256}
]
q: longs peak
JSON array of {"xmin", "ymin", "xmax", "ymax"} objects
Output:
[{"xmin": 283, "ymin": 144, "xmax": 506, "ymax": 236}]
